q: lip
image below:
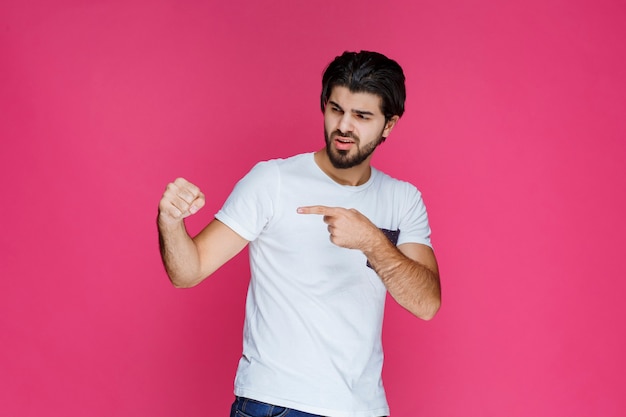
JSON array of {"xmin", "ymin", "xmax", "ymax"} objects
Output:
[{"xmin": 334, "ymin": 137, "xmax": 355, "ymax": 150}]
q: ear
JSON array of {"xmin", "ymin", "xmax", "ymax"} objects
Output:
[{"xmin": 382, "ymin": 116, "xmax": 399, "ymax": 139}]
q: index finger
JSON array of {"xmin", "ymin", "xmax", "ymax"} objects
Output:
[
  {"xmin": 297, "ymin": 205, "xmax": 336, "ymax": 215},
  {"xmin": 174, "ymin": 177, "xmax": 201, "ymax": 197}
]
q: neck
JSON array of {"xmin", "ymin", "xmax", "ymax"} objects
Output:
[{"xmin": 314, "ymin": 149, "xmax": 372, "ymax": 186}]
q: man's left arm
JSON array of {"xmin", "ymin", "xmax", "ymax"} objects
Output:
[
  {"xmin": 297, "ymin": 206, "xmax": 441, "ymax": 320},
  {"xmin": 367, "ymin": 238, "xmax": 441, "ymax": 320}
]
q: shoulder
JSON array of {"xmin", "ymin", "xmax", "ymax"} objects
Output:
[
  {"xmin": 372, "ymin": 167, "xmax": 423, "ymax": 199},
  {"xmin": 249, "ymin": 153, "xmax": 315, "ymax": 179},
  {"xmin": 251, "ymin": 152, "xmax": 312, "ymax": 170},
  {"xmin": 238, "ymin": 153, "xmax": 314, "ymax": 188}
]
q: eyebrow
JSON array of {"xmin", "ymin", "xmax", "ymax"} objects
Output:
[{"xmin": 329, "ymin": 100, "xmax": 375, "ymax": 116}]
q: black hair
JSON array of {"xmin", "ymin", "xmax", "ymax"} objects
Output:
[{"xmin": 320, "ymin": 51, "xmax": 406, "ymax": 121}]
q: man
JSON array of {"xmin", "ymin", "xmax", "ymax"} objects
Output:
[{"xmin": 158, "ymin": 51, "xmax": 441, "ymax": 417}]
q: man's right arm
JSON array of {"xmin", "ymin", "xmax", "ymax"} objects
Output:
[{"xmin": 157, "ymin": 178, "xmax": 248, "ymax": 288}]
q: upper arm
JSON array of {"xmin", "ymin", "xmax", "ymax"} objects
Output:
[
  {"xmin": 192, "ymin": 218, "xmax": 249, "ymax": 279},
  {"xmin": 398, "ymin": 242, "xmax": 439, "ymax": 276}
]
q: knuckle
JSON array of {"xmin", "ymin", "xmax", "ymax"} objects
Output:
[
  {"xmin": 165, "ymin": 182, "xmax": 177, "ymax": 193},
  {"xmin": 178, "ymin": 190, "xmax": 192, "ymax": 202}
]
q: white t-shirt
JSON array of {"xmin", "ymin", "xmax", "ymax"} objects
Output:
[{"xmin": 215, "ymin": 153, "xmax": 432, "ymax": 417}]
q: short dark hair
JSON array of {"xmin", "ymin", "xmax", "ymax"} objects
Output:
[{"xmin": 320, "ymin": 51, "xmax": 406, "ymax": 121}]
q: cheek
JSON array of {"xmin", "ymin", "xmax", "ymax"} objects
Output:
[
  {"xmin": 323, "ymin": 114, "xmax": 332, "ymax": 129},
  {"xmin": 324, "ymin": 117, "xmax": 341, "ymax": 136},
  {"xmin": 361, "ymin": 125, "xmax": 382, "ymax": 142}
]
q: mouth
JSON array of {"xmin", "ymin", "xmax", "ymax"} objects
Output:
[
  {"xmin": 334, "ymin": 136, "xmax": 355, "ymax": 150},
  {"xmin": 335, "ymin": 136, "xmax": 354, "ymax": 144}
]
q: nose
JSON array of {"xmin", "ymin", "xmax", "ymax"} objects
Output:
[{"xmin": 337, "ymin": 113, "xmax": 353, "ymax": 134}]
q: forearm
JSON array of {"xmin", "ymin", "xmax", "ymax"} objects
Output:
[
  {"xmin": 157, "ymin": 216, "xmax": 203, "ymax": 288},
  {"xmin": 364, "ymin": 236, "xmax": 441, "ymax": 320}
]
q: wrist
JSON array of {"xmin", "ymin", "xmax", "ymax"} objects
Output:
[
  {"xmin": 362, "ymin": 228, "xmax": 395, "ymax": 259},
  {"xmin": 157, "ymin": 211, "xmax": 185, "ymax": 231}
]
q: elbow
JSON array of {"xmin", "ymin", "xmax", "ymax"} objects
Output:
[
  {"xmin": 163, "ymin": 262, "xmax": 211, "ymax": 289},
  {"xmin": 171, "ymin": 279, "xmax": 194, "ymax": 289},
  {"xmin": 413, "ymin": 294, "xmax": 441, "ymax": 321},
  {"xmin": 418, "ymin": 277, "xmax": 442, "ymax": 320},
  {"xmin": 417, "ymin": 300, "xmax": 441, "ymax": 321},
  {"xmin": 168, "ymin": 273, "xmax": 205, "ymax": 289}
]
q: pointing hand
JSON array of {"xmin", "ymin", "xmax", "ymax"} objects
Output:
[{"xmin": 297, "ymin": 205, "xmax": 379, "ymax": 251}]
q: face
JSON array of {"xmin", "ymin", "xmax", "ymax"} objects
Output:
[{"xmin": 324, "ymin": 86, "xmax": 398, "ymax": 169}]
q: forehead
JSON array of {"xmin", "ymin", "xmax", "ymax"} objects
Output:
[{"xmin": 328, "ymin": 86, "xmax": 383, "ymax": 114}]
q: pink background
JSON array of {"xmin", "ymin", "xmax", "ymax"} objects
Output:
[{"xmin": 2, "ymin": 0, "xmax": 625, "ymax": 416}]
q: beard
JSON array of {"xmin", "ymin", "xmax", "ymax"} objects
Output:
[{"xmin": 324, "ymin": 128, "xmax": 384, "ymax": 169}]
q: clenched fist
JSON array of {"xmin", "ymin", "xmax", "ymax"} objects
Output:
[{"xmin": 158, "ymin": 178, "xmax": 206, "ymax": 226}]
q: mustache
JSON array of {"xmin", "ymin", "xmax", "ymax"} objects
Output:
[{"xmin": 331, "ymin": 130, "xmax": 358, "ymax": 140}]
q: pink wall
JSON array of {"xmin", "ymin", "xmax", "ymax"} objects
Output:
[{"xmin": 2, "ymin": 0, "xmax": 625, "ymax": 416}]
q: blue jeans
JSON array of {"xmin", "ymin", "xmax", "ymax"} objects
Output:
[
  {"xmin": 229, "ymin": 397, "xmax": 387, "ymax": 417},
  {"xmin": 229, "ymin": 397, "xmax": 325, "ymax": 417}
]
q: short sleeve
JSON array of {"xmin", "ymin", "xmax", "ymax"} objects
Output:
[
  {"xmin": 215, "ymin": 161, "xmax": 279, "ymax": 242},
  {"xmin": 396, "ymin": 183, "xmax": 432, "ymax": 248}
]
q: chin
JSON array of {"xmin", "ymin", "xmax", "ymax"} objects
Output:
[{"xmin": 328, "ymin": 152, "xmax": 360, "ymax": 169}]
